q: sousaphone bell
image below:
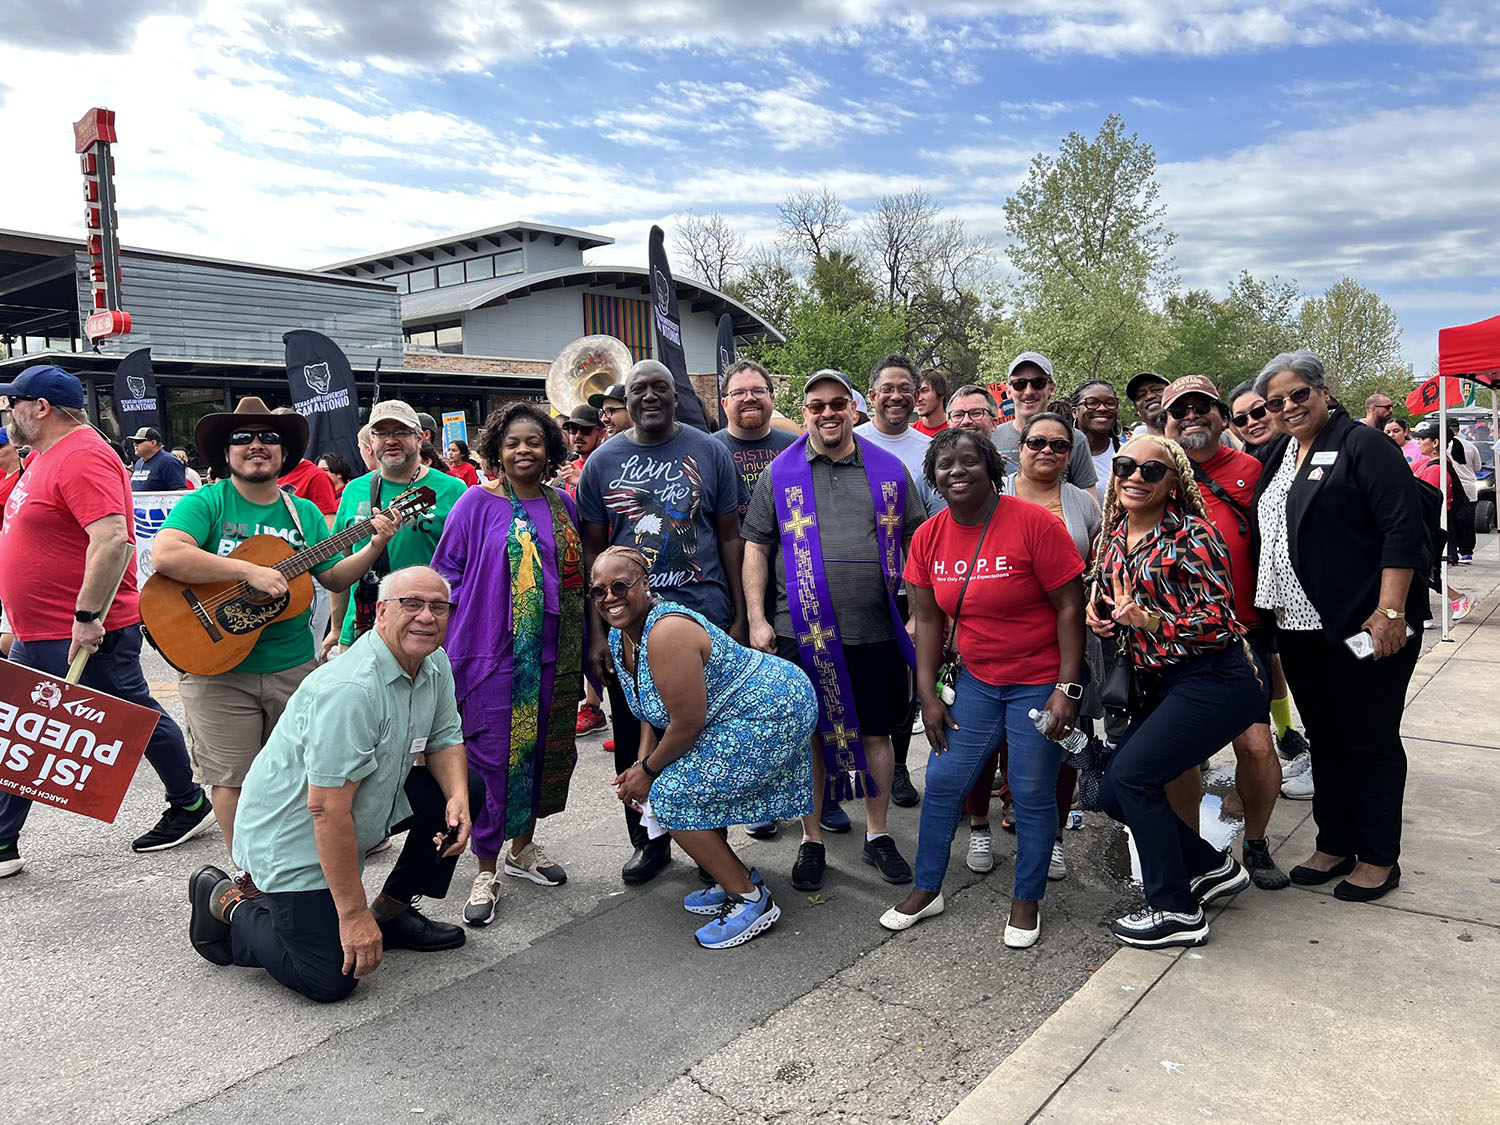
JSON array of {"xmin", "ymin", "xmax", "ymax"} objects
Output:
[{"xmin": 546, "ymin": 335, "xmax": 634, "ymax": 417}]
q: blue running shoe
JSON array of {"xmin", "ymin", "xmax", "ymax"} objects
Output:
[
  {"xmin": 684, "ymin": 868, "xmax": 764, "ymax": 915},
  {"xmin": 819, "ymin": 800, "xmax": 852, "ymax": 833},
  {"xmin": 695, "ymin": 888, "xmax": 781, "ymax": 949}
]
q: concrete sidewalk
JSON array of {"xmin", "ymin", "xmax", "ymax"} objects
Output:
[{"xmin": 947, "ymin": 561, "xmax": 1500, "ymax": 1125}]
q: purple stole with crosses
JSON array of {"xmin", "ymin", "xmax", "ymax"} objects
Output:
[{"xmin": 771, "ymin": 433, "xmax": 914, "ymax": 801}]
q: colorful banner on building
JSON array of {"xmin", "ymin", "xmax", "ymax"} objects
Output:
[
  {"xmin": 0, "ymin": 657, "xmax": 160, "ymax": 824},
  {"xmin": 583, "ymin": 293, "xmax": 652, "ymax": 361},
  {"xmin": 284, "ymin": 329, "xmax": 363, "ymax": 473},
  {"xmin": 112, "ymin": 347, "xmax": 160, "ymax": 439},
  {"xmin": 441, "ymin": 412, "xmax": 468, "ymax": 448},
  {"xmin": 648, "ymin": 225, "xmax": 711, "ymax": 432},
  {"xmin": 131, "ymin": 490, "xmax": 188, "ymax": 580}
]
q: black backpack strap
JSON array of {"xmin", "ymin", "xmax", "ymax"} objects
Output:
[{"xmin": 1191, "ymin": 462, "xmax": 1253, "ymax": 538}]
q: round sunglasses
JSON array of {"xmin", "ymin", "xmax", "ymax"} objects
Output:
[
  {"xmin": 1111, "ymin": 455, "xmax": 1175, "ymax": 484},
  {"xmin": 588, "ymin": 575, "xmax": 645, "ymax": 603}
]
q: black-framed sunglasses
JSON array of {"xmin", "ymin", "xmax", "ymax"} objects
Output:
[
  {"xmin": 588, "ymin": 576, "xmax": 645, "ymax": 603},
  {"xmin": 1166, "ymin": 399, "xmax": 1217, "ymax": 421},
  {"xmin": 1263, "ymin": 386, "xmax": 1315, "ymax": 414},
  {"xmin": 1111, "ymin": 455, "xmax": 1175, "ymax": 484},
  {"xmin": 1023, "ymin": 435, "xmax": 1073, "ymax": 454},
  {"xmin": 1009, "ymin": 376, "xmax": 1050, "ymax": 392},
  {"xmin": 1231, "ymin": 403, "xmax": 1269, "ymax": 427},
  {"xmin": 228, "ymin": 430, "xmax": 284, "ymax": 446},
  {"xmin": 383, "ymin": 596, "xmax": 455, "ymax": 617}
]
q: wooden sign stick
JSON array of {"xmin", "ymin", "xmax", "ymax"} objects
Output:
[{"xmin": 65, "ymin": 546, "xmax": 135, "ymax": 685}]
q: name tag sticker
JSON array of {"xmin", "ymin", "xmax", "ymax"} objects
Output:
[
  {"xmin": 409, "ymin": 737, "xmax": 428, "ymax": 756},
  {"xmin": 1311, "ymin": 451, "xmax": 1338, "ymax": 466}
]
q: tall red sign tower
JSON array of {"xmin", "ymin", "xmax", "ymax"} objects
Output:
[{"xmin": 74, "ymin": 108, "xmax": 132, "ymax": 340}]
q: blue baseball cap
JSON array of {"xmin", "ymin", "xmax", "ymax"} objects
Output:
[{"xmin": 0, "ymin": 364, "xmax": 86, "ymax": 409}]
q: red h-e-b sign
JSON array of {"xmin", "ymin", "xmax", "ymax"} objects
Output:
[{"xmin": 0, "ymin": 658, "xmax": 160, "ymax": 823}]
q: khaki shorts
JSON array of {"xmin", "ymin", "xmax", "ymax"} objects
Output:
[{"xmin": 180, "ymin": 660, "xmax": 316, "ymax": 786}]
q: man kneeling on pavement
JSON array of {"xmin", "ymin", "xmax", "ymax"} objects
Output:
[{"xmin": 187, "ymin": 566, "xmax": 484, "ymax": 1003}]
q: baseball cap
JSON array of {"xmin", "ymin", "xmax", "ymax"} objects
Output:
[
  {"xmin": 368, "ymin": 400, "xmax": 421, "ymax": 431},
  {"xmin": 1412, "ymin": 421, "xmax": 1439, "ymax": 439},
  {"xmin": 0, "ymin": 364, "xmax": 86, "ymax": 409},
  {"xmin": 562, "ymin": 404, "xmax": 602, "ymax": 430},
  {"xmin": 1126, "ymin": 372, "xmax": 1169, "ymax": 401},
  {"xmin": 588, "ymin": 383, "xmax": 628, "ymax": 410},
  {"xmin": 804, "ymin": 369, "xmax": 856, "ymax": 399},
  {"xmin": 1161, "ymin": 375, "xmax": 1223, "ymax": 411},
  {"xmin": 1007, "ymin": 352, "xmax": 1054, "ymax": 381},
  {"xmin": 129, "ymin": 426, "xmax": 164, "ymax": 442},
  {"xmin": 417, "ymin": 411, "xmax": 438, "ymax": 436}
]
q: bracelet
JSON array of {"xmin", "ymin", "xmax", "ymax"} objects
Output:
[{"xmin": 637, "ymin": 758, "xmax": 661, "ymax": 779}]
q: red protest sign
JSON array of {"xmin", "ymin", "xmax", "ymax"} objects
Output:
[
  {"xmin": 1406, "ymin": 374, "xmax": 1465, "ymax": 415},
  {"xmin": 0, "ymin": 657, "xmax": 160, "ymax": 823}
]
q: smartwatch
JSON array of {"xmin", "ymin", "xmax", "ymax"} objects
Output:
[
  {"xmin": 74, "ymin": 610, "xmax": 101, "ymax": 623},
  {"xmin": 1055, "ymin": 682, "xmax": 1084, "ymax": 700}
]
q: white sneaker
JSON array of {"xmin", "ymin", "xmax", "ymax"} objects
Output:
[
  {"xmin": 463, "ymin": 871, "xmax": 499, "ymax": 926},
  {"xmin": 1047, "ymin": 841, "xmax": 1068, "ymax": 881},
  {"xmin": 1281, "ymin": 772, "xmax": 1314, "ymax": 800},
  {"xmin": 504, "ymin": 841, "xmax": 567, "ymax": 886},
  {"xmin": 1451, "ymin": 594, "xmax": 1473, "ymax": 621},
  {"xmin": 966, "ymin": 825, "xmax": 994, "ymax": 873},
  {"xmin": 1281, "ymin": 750, "xmax": 1312, "ymax": 781},
  {"xmin": 0, "ymin": 851, "xmax": 23, "ymax": 878}
]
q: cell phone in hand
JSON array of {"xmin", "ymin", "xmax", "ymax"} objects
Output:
[
  {"xmin": 1343, "ymin": 625, "xmax": 1415, "ymax": 660},
  {"xmin": 433, "ymin": 822, "xmax": 460, "ymax": 862}
]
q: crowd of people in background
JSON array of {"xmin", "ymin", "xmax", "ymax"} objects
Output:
[{"xmin": 0, "ymin": 342, "xmax": 1479, "ymax": 998}]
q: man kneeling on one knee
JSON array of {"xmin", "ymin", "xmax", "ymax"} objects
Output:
[{"xmin": 187, "ymin": 565, "xmax": 485, "ymax": 1003}]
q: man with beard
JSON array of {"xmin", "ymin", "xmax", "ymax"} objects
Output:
[
  {"xmin": 556, "ymin": 404, "xmax": 606, "ymax": 495},
  {"xmin": 1073, "ymin": 379, "xmax": 1123, "ymax": 505},
  {"xmin": 946, "ymin": 384, "xmax": 1000, "ymax": 439},
  {"xmin": 1161, "ymin": 375, "xmax": 1289, "ymax": 891},
  {"xmin": 152, "ymin": 398, "xmax": 400, "ymax": 878},
  {"xmin": 578, "ymin": 360, "xmax": 745, "ymax": 883},
  {"xmin": 589, "ymin": 383, "xmax": 629, "ymax": 439},
  {"xmin": 992, "ymin": 353, "xmax": 1097, "ymax": 489},
  {"xmin": 713, "ymin": 360, "xmax": 797, "ymax": 521},
  {"xmin": 0, "ymin": 365, "xmax": 211, "ymax": 878},
  {"xmin": 128, "ymin": 426, "xmax": 188, "ymax": 492},
  {"xmin": 1126, "ymin": 371, "xmax": 1169, "ymax": 438}
]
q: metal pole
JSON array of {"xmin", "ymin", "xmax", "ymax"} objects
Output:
[{"xmin": 1439, "ymin": 379, "xmax": 1451, "ymax": 642}]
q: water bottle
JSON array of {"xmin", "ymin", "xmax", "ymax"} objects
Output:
[{"xmin": 1029, "ymin": 708, "xmax": 1088, "ymax": 754}]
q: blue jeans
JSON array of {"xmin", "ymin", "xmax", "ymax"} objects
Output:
[
  {"xmin": 0, "ymin": 627, "xmax": 201, "ymax": 847},
  {"xmin": 914, "ymin": 670, "xmax": 1058, "ymax": 900}
]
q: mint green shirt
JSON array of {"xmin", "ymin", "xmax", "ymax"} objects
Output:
[{"xmin": 231, "ymin": 630, "xmax": 466, "ymax": 893}]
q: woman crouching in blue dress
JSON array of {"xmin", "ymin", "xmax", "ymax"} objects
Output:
[{"xmin": 598, "ymin": 546, "xmax": 817, "ymax": 949}]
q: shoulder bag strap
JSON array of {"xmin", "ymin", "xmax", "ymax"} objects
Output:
[
  {"xmin": 943, "ymin": 498, "xmax": 998, "ymax": 660},
  {"xmin": 1190, "ymin": 461, "xmax": 1252, "ymax": 538}
]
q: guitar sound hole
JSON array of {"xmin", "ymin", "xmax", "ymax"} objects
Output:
[{"xmin": 215, "ymin": 593, "xmax": 292, "ymax": 635}]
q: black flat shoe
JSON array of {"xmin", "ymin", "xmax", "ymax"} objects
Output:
[
  {"xmin": 1334, "ymin": 863, "xmax": 1400, "ymax": 902},
  {"xmin": 188, "ymin": 865, "xmax": 233, "ymax": 966},
  {"xmin": 621, "ymin": 838, "xmax": 671, "ymax": 885},
  {"xmin": 1289, "ymin": 856, "xmax": 1356, "ymax": 885}
]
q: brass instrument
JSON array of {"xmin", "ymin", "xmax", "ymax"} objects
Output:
[{"xmin": 546, "ymin": 334, "xmax": 634, "ymax": 418}]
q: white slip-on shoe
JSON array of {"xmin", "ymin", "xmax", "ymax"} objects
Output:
[
  {"xmin": 1004, "ymin": 909, "xmax": 1041, "ymax": 949},
  {"xmin": 878, "ymin": 893, "xmax": 945, "ymax": 932}
]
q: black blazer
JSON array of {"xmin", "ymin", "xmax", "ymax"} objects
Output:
[{"xmin": 1252, "ymin": 407, "xmax": 1432, "ymax": 641}]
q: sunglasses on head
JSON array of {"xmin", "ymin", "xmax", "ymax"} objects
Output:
[
  {"xmin": 1263, "ymin": 386, "xmax": 1315, "ymax": 414},
  {"xmin": 228, "ymin": 430, "xmax": 284, "ymax": 446},
  {"xmin": 587, "ymin": 576, "xmax": 645, "ymax": 603},
  {"xmin": 1023, "ymin": 435, "xmax": 1073, "ymax": 454},
  {"xmin": 1231, "ymin": 403, "xmax": 1269, "ymax": 427},
  {"xmin": 1166, "ymin": 399, "xmax": 1218, "ymax": 421},
  {"xmin": 1111, "ymin": 455, "xmax": 1174, "ymax": 484},
  {"xmin": 1009, "ymin": 376, "xmax": 1050, "ymax": 392}
]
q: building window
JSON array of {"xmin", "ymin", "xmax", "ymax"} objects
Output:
[
  {"xmin": 466, "ymin": 256, "xmax": 494, "ymax": 282},
  {"xmin": 583, "ymin": 293, "xmax": 652, "ymax": 361},
  {"xmin": 382, "ymin": 273, "xmax": 410, "ymax": 294},
  {"xmin": 405, "ymin": 320, "xmax": 463, "ymax": 353},
  {"xmin": 435, "ymin": 325, "xmax": 463, "ymax": 353},
  {"xmin": 437, "ymin": 262, "xmax": 465, "ymax": 287},
  {"xmin": 494, "ymin": 250, "xmax": 524, "ymax": 278},
  {"xmin": 409, "ymin": 268, "xmax": 436, "ymax": 293}
]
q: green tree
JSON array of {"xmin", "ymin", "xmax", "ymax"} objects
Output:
[
  {"xmin": 1297, "ymin": 277, "xmax": 1410, "ymax": 408},
  {"xmin": 1158, "ymin": 289, "xmax": 1241, "ymax": 383}
]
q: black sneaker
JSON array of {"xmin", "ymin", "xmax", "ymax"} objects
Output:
[
  {"xmin": 890, "ymin": 764, "xmax": 921, "ymax": 808},
  {"xmin": 790, "ymin": 841, "xmax": 826, "ymax": 891},
  {"xmin": 1110, "ymin": 905, "xmax": 1209, "ymax": 948},
  {"xmin": 379, "ymin": 899, "xmax": 466, "ymax": 952},
  {"xmin": 1277, "ymin": 728, "xmax": 1310, "ymax": 761},
  {"xmin": 862, "ymin": 835, "xmax": 913, "ymax": 884},
  {"xmin": 1189, "ymin": 851, "xmax": 1251, "ymax": 904},
  {"xmin": 132, "ymin": 797, "xmax": 217, "ymax": 852},
  {"xmin": 1242, "ymin": 838, "xmax": 1290, "ymax": 891}
]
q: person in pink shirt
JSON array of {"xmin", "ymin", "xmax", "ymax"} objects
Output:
[{"xmin": 1383, "ymin": 417, "xmax": 1423, "ymax": 467}]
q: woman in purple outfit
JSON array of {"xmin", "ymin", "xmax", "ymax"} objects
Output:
[{"xmin": 431, "ymin": 403, "xmax": 586, "ymax": 927}]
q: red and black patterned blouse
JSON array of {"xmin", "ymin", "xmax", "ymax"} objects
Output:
[{"xmin": 1097, "ymin": 506, "xmax": 1245, "ymax": 669}]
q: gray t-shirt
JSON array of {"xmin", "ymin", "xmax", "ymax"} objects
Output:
[
  {"xmin": 577, "ymin": 424, "xmax": 740, "ymax": 626},
  {"xmin": 994, "ymin": 420, "xmax": 1099, "ymax": 491},
  {"xmin": 711, "ymin": 427, "xmax": 798, "ymax": 520},
  {"xmin": 743, "ymin": 438, "xmax": 928, "ymax": 645},
  {"xmin": 853, "ymin": 421, "xmax": 946, "ymax": 514}
]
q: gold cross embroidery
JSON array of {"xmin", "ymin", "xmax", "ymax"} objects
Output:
[
  {"xmin": 782, "ymin": 506, "xmax": 815, "ymax": 540},
  {"xmin": 827, "ymin": 721, "xmax": 859, "ymax": 752},
  {"xmin": 878, "ymin": 500, "xmax": 902, "ymax": 536},
  {"xmin": 798, "ymin": 620, "xmax": 836, "ymax": 653}
]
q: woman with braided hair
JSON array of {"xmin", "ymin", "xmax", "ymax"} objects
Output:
[
  {"xmin": 1086, "ymin": 435, "xmax": 1267, "ymax": 949},
  {"xmin": 598, "ymin": 545, "xmax": 816, "ymax": 950}
]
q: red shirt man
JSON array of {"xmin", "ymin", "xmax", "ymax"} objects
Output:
[{"xmin": 278, "ymin": 457, "xmax": 338, "ymax": 518}]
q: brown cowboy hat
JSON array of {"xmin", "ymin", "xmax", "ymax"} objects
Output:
[{"xmin": 195, "ymin": 396, "xmax": 308, "ymax": 475}]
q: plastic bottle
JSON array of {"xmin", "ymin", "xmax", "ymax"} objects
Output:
[{"xmin": 1029, "ymin": 707, "xmax": 1089, "ymax": 754}]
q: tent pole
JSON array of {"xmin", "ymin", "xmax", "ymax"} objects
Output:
[{"xmin": 1440, "ymin": 382, "xmax": 1451, "ymax": 642}]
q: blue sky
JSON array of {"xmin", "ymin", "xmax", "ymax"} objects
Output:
[{"xmin": 3, "ymin": 1, "xmax": 1499, "ymax": 374}]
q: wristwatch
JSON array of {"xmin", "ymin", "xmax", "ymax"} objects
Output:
[
  {"xmin": 1054, "ymin": 682, "xmax": 1084, "ymax": 700},
  {"xmin": 1375, "ymin": 607, "xmax": 1404, "ymax": 619},
  {"xmin": 73, "ymin": 610, "xmax": 100, "ymax": 623}
]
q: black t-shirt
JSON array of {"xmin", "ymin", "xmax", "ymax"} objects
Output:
[{"xmin": 711, "ymin": 427, "xmax": 798, "ymax": 520}]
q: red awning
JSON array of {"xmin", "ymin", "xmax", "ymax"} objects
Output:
[{"xmin": 1438, "ymin": 313, "xmax": 1500, "ymax": 387}]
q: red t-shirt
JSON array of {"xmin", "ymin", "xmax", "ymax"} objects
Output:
[
  {"xmin": 1192, "ymin": 445, "xmax": 1262, "ymax": 628},
  {"xmin": 451, "ymin": 460, "xmax": 479, "ymax": 488},
  {"xmin": 912, "ymin": 418, "xmax": 949, "ymax": 438},
  {"xmin": 0, "ymin": 471, "xmax": 19, "ymax": 530},
  {"xmin": 904, "ymin": 496, "xmax": 1083, "ymax": 686},
  {"xmin": 279, "ymin": 458, "xmax": 338, "ymax": 515},
  {"xmin": 1416, "ymin": 458, "xmax": 1454, "ymax": 505},
  {"xmin": 0, "ymin": 427, "xmax": 141, "ymax": 640}
]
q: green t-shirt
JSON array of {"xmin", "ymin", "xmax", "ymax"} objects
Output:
[
  {"xmin": 333, "ymin": 467, "xmax": 468, "ymax": 644},
  {"xmin": 161, "ymin": 480, "xmax": 338, "ymax": 674}
]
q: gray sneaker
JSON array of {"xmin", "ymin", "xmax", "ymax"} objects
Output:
[
  {"xmin": 966, "ymin": 825, "xmax": 994, "ymax": 873},
  {"xmin": 463, "ymin": 871, "xmax": 499, "ymax": 926},
  {"xmin": 504, "ymin": 842, "xmax": 567, "ymax": 886}
]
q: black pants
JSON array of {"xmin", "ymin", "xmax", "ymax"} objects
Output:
[
  {"xmin": 1277, "ymin": 627, "xmax": 1419, "ymax": 867},
  {"xmin": 1100, "ymin": 645, "xmax": 1265, "ymax": 914},
  {"xmin": 605, "ymin": 675, "xmax": 647, "ymax": 847},
  {"xmin": 1451, "ymin": 497, "xmax": 1476, "ymax": 558},
  {"xmin": 229, "ymin": 765, "xmax": 484, "ymax": 1003}
]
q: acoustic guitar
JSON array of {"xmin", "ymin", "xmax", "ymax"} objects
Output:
[{"xmin": 140, "ymin": 486, "xmax": 437, "ymax": 676}]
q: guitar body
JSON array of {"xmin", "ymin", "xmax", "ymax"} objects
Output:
[{"xmin": 140, "ymin": 536, "xmax": 316, "ymax": 676}]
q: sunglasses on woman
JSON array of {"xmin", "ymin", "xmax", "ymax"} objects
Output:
[
  {"xmin": 1111, "ymin": 455, "xmax": 1174, "ymax": 483},
  {"xmin": 1023, "ymin": 435, "xmax": 1073, "ymax": 454},
  {"xmin": 587, "ymin": 576, "xmax": 645, "ymax": 603},
  {"xmin": 1231, "ymin": 403, "xmax": 1269, "ymax": 427},
  {"xmin": 1009, "ymin": 376, "xmax": 1050, "ymax": 392},
  {"xmin": 1263, "ymin": 386, "xmax": 1315, "ymax": 414}
]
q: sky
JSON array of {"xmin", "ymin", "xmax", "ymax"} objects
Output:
[{"xmin": 3, "ymin": 0, "xmax": 1499, "ymax": 375}]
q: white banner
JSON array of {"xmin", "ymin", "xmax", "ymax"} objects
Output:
[{"xmin": 132, "ymin": 491, "xmax": 188, "ymax": 580}]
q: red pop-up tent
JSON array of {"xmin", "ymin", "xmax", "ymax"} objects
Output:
[{"xmin": 1438, "ymin": 313, "xmax": 1500, "ymax": 384}]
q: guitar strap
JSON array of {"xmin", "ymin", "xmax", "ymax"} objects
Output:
[{"xmin": 352, "ymin": 474, "xmax": 395, "ymax": 637}]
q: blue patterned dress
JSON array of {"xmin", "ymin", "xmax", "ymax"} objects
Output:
[{"xmin": 610, "ymin": 601, "xmax": 817, "ymax": 830}]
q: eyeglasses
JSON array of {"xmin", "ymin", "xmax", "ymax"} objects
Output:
[
  {"xmin": 600, "ymin": 405, "xmax": 626, "ymax": 416},
  {"xmin": 588, "ymin": 576, "xmax": 645, "ymax": 603},
  {"xmin": 1111, "ymin": 455, "xmax": 1175, "ymax": 484},
  {"xmin": 1263, "ymin": 386, "xmax": 1315, "ymax": 414},
  {"xmin": 371, "ymin": 427, "xmax": 418, "ymax": 440},
  {"xmin": 228, "ymin": 430, "xmax": 284, "ymax": 446},
  {"xmin": 1166, "ymin": 400, "xmax": 1217, "ymax": 421},
  {"xmin": 1023, "ymin": 435, "xmax": 1073, "ymax": 454},
  {"xmin": 1009, "ymin": 377, "xmax": 1050, "ymax": 392},
  {"xmin": 1079, "ymin": 396, "xmax": 1118, "ymax": 411},
  {"xmin": 804, "ymin": 398, "xmax": 851, "ymax": 415},
  {"xmin": 726, "ymin": 388, "xmax": 771, "ymax": 401},
  {"xmin": 948, "ymin": 407, "xmax": 995, "ymax": 422},
  {"xmin": 383, "ymin": 597, "xmax": 455, "ymax": 617},
  {"xmin": 875, "ymin": 384, "xmax": 916, "ymax": 397},
  {"xmin": 1231, "ymin": 404, "xmax": 1269, "ymax": 427}
]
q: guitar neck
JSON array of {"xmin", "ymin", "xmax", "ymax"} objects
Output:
[{"xmin": 272, "ymin": 513, "xmax": 390, "ymax": 579}]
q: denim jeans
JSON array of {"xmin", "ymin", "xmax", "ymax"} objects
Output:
[
  {"xmin": 913, "ymin": 669, "xmax": 1058, "ymax": 900},
  {"xmin": 0, "ymin": 626, "xmax": 202, "ymax": 847}
]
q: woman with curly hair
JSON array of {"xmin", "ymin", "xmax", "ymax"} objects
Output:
[
  {"xmin": 1087, "ymin": 435, "xmax": 1266, "ymax": 949},
  {"xmin": 430, "ymin": 403, "xmax": 586, "ymax": 926}
]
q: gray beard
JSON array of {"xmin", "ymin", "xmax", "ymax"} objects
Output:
[{"xmin": 1177, "ymin": 430, "xmax": 1213, "ymax": 452}]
